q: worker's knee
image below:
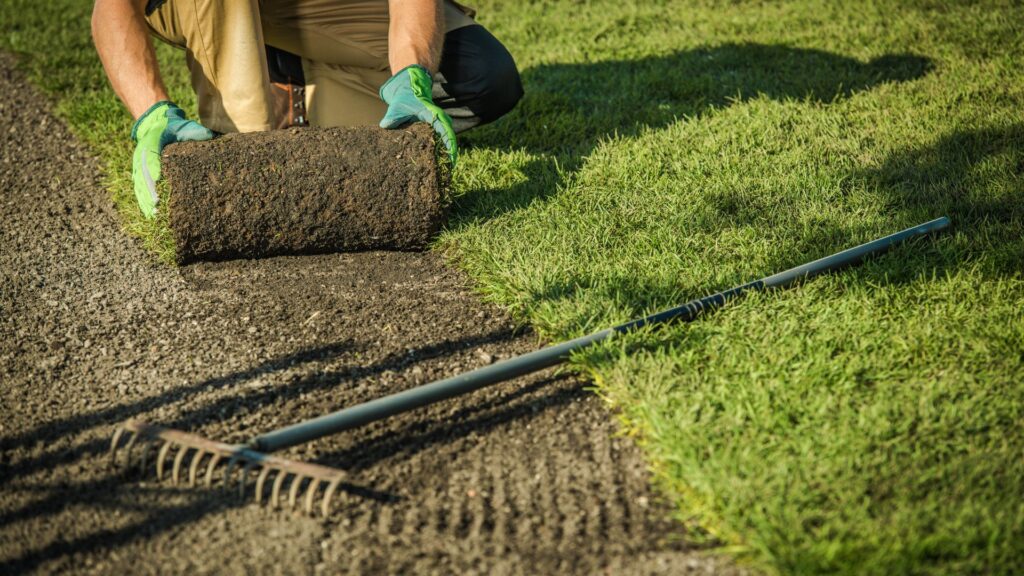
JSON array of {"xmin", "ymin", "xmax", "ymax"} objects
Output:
[
  {"xmin": 474, "ymin": 45, "xmax": 524, "ymax": 124},
  {"xmin": 438, "ymin": 25, "xmax": 524, "ymax": 129}
]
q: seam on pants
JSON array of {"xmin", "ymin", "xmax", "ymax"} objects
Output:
[{"xmin": 191, "ymin": 0, "xmax": 217, "ymax": 87}]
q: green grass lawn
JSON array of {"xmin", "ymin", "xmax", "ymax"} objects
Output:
[{"xmin": 3, "ymin": 1, "xmax": 1022, "ymax": 574}]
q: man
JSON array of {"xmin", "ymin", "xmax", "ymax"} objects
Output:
[{"xmin": 91, "ymin": 0, "xmax": 523, "ymax": 218}]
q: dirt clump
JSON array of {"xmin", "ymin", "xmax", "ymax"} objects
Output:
[{"xmin": 164, "ymin": 124, "xmax": 448, "ymax": 264}]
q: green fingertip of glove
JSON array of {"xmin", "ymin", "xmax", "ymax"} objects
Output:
[
  {"xmin": 131, "ymin": 101, "xmax": 214, "ymax": 219},
  {"xmin": 379, "ymin": 64, "xmax": 459, "ymax": 167}
]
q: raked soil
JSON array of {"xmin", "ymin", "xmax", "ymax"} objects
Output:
[{"xmin": 0, "ymin": 54, "xmax": 743, "ymax": 576}]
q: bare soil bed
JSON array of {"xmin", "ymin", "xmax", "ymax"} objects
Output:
[{"xmin": 0, "ymin": 55, "xmax": 740, "ymax": 575}]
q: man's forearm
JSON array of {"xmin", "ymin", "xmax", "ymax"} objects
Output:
[
  {"xmin": 388, "ymin": 0, "xmax": 443, "ymax": 74},
  {"xmin": 92, "ymin": 0, "xmax": 168, "ymax": 119}
]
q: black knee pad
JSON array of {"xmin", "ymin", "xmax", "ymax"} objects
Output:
[{"xmin": 439, "ymin": 25, "xmax": 524, "ymax": 126}]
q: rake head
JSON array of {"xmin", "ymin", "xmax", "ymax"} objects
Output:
[{"xmin": 110, "ymin": 419, "xmax": 345, "ymax": 517}]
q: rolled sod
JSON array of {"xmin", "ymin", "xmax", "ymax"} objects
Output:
[{"xmin": 162, "ymin": 124, "xmax": 449, "ymax": 264}]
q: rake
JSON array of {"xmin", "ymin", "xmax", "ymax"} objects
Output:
[{"xmin": 110, "ymin": 217, "xmax": 950, "ymax": 516}]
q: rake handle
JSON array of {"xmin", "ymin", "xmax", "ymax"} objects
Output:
[{"xmin": 252, "ymin": 216, "xmax": 950, "ymax": 453}]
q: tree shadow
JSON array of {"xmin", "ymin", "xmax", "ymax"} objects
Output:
[{"xmin": 453, "ymin": 42, "xmax": 932, "ymax": 225}]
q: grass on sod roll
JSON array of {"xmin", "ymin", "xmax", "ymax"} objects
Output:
[{"xmin": 3, "ymin": 1, "xmax": 1023, "ymax": 574}]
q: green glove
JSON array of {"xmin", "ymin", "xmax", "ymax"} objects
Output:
[
  {"xmin": 131, "ymin": 101, "xmax": 214, "ymax": 219},
  {"xmin": 379, "ymin": 65, "xmax": 458, "ymax": 167}
]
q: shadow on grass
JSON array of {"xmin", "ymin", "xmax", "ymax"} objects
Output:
[
  {"xmin": 449, "ymin": 48, "xmax": 1021, "ymax": 332},
  {"xmin": 542, "ymin": 122, "xmax": 1024, "ymax": 343},
  {"xmin": 862, "ymin": 123, "xmax": 1024, "ymax": 277},
  {"xmin": 454, "ymin": 42, "xmax": 932, "ymax": 225}
]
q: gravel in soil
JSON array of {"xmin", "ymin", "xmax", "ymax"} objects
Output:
[
  {"xmin": 0, "ymin": 54, "xmax": 744, "ymax": 575},
  {"xmin": 165, "ymin": 124, "xmax": 447, "ymax": 264}
]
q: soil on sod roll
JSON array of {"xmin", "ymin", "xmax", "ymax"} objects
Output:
[
  {"xmin": 164, "ymin": 124, "xmax": 448, "ymax": 264},
  {"xmin": 0, "ymin": 54, "xmax": 744, "ymax": 575}
]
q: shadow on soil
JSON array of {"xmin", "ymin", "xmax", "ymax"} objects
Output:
[
  {"xmin": 0, "ymin": 327, "xmax": 517, "ymax": 483},
  {"xmin": 0, "ymin": 343, "xmax": 353, "ymax": 457},
  {"xmin": 0, "ymin": 483, "xmax": 240, "ymax": 575},
  {"xmin": 455, "ymin": 42, "xmax": 932, "ymax": 224},
  {"xmin": 316, "ymin": 373, "xmax": 582, "ymax": 472},
  {"xmin": 0, "ymin": 326, "xmax": 588, "ymax": 571}
]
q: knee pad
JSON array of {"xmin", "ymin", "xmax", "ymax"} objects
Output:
[{"xmin": 440, "ymin": 25, "xmax": 524, "ymax": 125}]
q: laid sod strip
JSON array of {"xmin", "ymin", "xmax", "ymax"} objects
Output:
[{"xmin": 442, "ymin": 1, "xmax": 1023, "ymax": 574}]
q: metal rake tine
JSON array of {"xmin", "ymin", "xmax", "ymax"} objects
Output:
[
  {"xmin": 112, "ymin": 419, "xmax": 349, "ymax": 515},
  {"xmin": 224, "ymin": 456, "xmax": 241, "ymax": 493},
  {"xmin": 156, "ymin": 441, "xmax": 174, "ymax": 481},
  {"xmin": 321, "ymin": 478, "xmax": 342, "ymax": 518},
  {"xmin": 139, "ymin": 442, "xmax": 154, "ymax": 477},
  {"xmin": 239, "ymin": 461, "xmax": 258, "ymax": 500},
  {"xmin": 109, "ymin": 427, "xmax": 127, "ymax": 466},
  {"xmin": 172, "ymin": 445, "xmax": 191, "ymax": 484},
  {"xmin": 188, "ymin": 450, "xmax": 208, "ymax": 486},
  {"xmin": 303, "ymin": 479, "xmax": 321, "ymax": 515},
  {"xmin": 205, "ymin": 454, "xmax": 223, "ymax": 487},
  {"xmin": 255, "ymin": 467, "xmax": 273, "ymax": 505},
  {"xmin": 288, "ymin": 475, "xmax": 306, "ymax": 510},
  {"xmin": 123, "ymin": 433, "xmax": 140, "ymax": 469},
  {"xmin": 271, "ymin": 471, "xmax": 289, "ymax": 509}
]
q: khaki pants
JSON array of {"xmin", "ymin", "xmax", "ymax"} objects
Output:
[{"xmin": 146, "ymin": 0, "xmax": 476, "ymax": 133}]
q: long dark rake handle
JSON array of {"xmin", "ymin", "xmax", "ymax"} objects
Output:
[{"xmin": 253, "ymin": 216, "xmax": 950, "ymax": 452}]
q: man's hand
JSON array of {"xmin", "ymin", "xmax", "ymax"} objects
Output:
[
  {"xmin": 379, "ymin": 65, "xmax": 458, "ymax": 166},
  {"xmin": 132, "ymin": 101, "xmax": 214, "ymax": 218}
]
